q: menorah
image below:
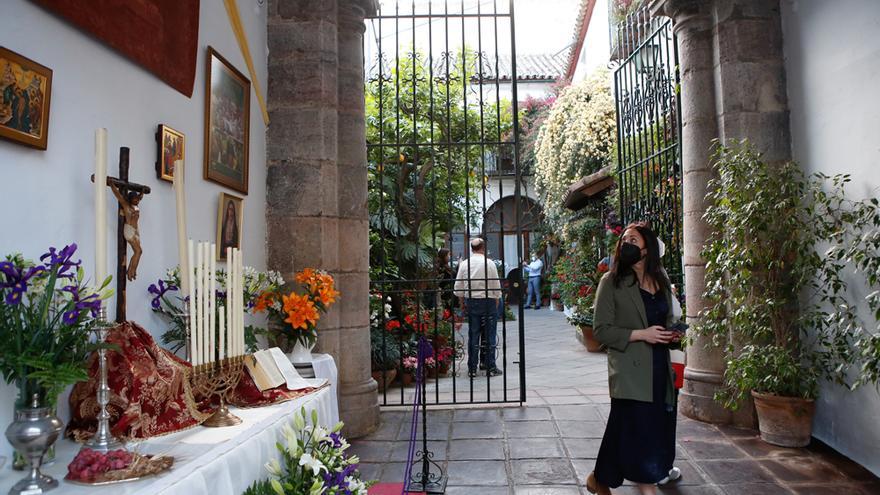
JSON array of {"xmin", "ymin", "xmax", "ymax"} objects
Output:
[{"xmin": 186, "ymin": 242, "xmax": 247, "ymax": 428}]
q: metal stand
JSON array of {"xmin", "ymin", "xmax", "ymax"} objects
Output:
[
  {"xmin": 83, "ymin": 307, "xmax": 126, "ymax": 452},
  {"xmin": 407, "ymin": 338, "xmax": 447, "ymax": 493},
  {"xmin": 190, "ymin": 357, "xmax": 244, "ymax": 427}
]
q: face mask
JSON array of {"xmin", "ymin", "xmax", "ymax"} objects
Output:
[{"xmin": 618, "ymin": 242, "xmax": 644, "ymax": 268}]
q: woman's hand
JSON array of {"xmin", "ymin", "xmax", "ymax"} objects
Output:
[{"xmin": 631, "ymin": 325, "xmax": 676, "ymax": 344}]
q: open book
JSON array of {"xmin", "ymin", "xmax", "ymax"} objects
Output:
[{"xmin": 244, "ymin": 348, "xmax": 325, "ymax": 392}]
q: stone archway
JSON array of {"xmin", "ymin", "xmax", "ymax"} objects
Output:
[{"xmin": 483, "ymin": 195, "xmax": 544, "ymax": 305}]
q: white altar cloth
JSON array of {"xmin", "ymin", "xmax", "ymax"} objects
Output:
[{"xmin": 0, "ymin": 385, "xmax": 335, "ymax": 495}]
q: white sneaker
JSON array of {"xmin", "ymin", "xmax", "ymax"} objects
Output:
[{"xmin": 657, "ymin": 466, "xmax": 681, "ymax": 485}]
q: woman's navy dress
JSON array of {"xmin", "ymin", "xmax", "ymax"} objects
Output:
[{"xmin": 594, "ymin": 288, "xmax": 676, "ymax": 487}]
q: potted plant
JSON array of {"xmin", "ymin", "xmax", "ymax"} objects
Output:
[
  {"xmin": 568, "ymin": 290, "xmax": 603, "ymax": 353},
  {"xmin": 698, "ymin": 141, "xmax": 880, "ymax": 447},
  {"xmin": 0, "ymin": 244, "xmax": 110, "ymax": 477},
  {"xmin": 399, "ymin": 356, "xmax": 417, "ymax": 386},
  {"xmin": 370, "ymin": 324, "xmax": 400, "ymax": 391}
]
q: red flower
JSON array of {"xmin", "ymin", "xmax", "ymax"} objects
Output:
[
  {"xmin": 404, "ymin": 314, "xmax": 414, "ymax": 325},
  {"xmin": 442, "ymin": 309, "xmax": 452, "ymax": 320},
  {"xmin": 385, "ymin": 320, "xmax": 401, "ymax": 331},
  {"xmin": 597, "ymin": 261, "xmax": 609, "ymax": 273}
]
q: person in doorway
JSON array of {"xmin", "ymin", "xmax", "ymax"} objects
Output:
[
  {"xmin": 586, "ymin": 222, "xmax": 681, "ymax": 495},
  {"xmin": 522, "ymin": 254, "xmax": 544, "ymax": 309},
  {"xmin": 453, "ymin": 238, "xmax": 502, "ymax": 378}
]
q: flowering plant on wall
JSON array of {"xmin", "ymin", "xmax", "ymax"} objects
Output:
[
  {"xmin": 244, "ymin": 407, "xmax": 373, "ymax": 495},
  {"xmin": 534, "ymin": 68, "xmax": 616, "ymax": 232},
  {"xmin": 253, "ymin": 268, "xmax": 340, "ymax": 351},
  {"xmin": 0, "ymin": 244, "xmax": 111, "ymax": 407},
  {"xmin": 151, "ymin": 266, "xmax": 283, "ymax": 353}
]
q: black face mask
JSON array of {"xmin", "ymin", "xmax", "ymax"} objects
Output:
[{"xmin": 619, "ymin": 242, "xmax": 644, "ymax": 268}]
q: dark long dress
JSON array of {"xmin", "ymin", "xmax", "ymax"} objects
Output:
[{"xmin": 594, "ymin": 288, "xmax": 676, "ymax": 487}]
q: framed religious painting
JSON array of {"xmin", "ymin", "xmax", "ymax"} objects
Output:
[
  {"xmin": 203, "ymin": 47, "xmax": 250, "ymax": 194},
  {"xmin": 155, "ymin": 124, "xmax": 185, "ymax": 182},
  {"xmin": 216, "ymin": 192, "xmax": 243, "ymax": 261},
  {"xmin": 0, "ymin": 47, "xmax": 53, "ymax": 149}
]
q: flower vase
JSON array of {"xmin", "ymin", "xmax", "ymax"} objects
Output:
[
  {"xmin": 5, "ymin": 405, "xmax": 63, "ymax": 495},
  {"xmin": 12, "ymin": 379, "xmax": 56, "ymax": 470},
  {"xmin": 288, "ymin": 339, "xmax": 316, "ymax": 364}
]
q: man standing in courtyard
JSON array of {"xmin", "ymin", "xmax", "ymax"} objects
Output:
[
  {"xmin": 523, "ymin": 254, "xmax": 544, "ymax": 309},
  {"xmin": 454, "ymin": 238, "xmax": 503, "ymax": 378}
]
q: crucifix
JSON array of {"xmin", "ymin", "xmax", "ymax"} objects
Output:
[{"xmin": 93, "ymin": 147, "xmax": 151, "ymax": 323}]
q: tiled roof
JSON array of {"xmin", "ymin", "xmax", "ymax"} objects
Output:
[
  {"xmin": 563, "ymin": 0, "xmax": 598, "ymax": 82},
  {"xmin": 367, "ymin": 52, "xmax": 566, "ymax": 83}
]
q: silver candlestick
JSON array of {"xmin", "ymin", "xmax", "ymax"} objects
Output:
[{"xmin": 83, "ymin": 307, "xmax": 125, "ymax": 452}]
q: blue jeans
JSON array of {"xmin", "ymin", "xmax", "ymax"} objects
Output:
[
  {"xmin": 525, "ymin": 276, "xmax": 541, "ymax": 308},
  {"xmin": 466, "ymin": 298, "xmax": 498, "ymax": 371}
]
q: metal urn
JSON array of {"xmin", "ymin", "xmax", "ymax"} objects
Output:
[{"xmin": 4, "ymin": 397, "xmax": 64, "ymax": 495}]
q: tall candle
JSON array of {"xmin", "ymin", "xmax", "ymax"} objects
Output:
[
  {"xmin": 232, "ymin": 248, "xmax": 239, "ymax": 356},
  {"xmin": 173, "ymin": 160, "xmax": 190, "ymax": 294},
  {"xmin": 237, "ymin": 250, "xmax": 244, "ymax": 356},
  {"xmin": 218, "ymin": 305, "xmax": 226, "ymax": 360},
  {"xmin": 226, "ymin": 247, "xmax": 235, "ymax": 356},
  {"xmin": 188, "ymin": 239, "xmax": 196, "ymax": 364},
  {"xmin": 195, "ymin": 243, "xmax": 203, "ymax": 366},
  {"xmin": 94, "ymin": 129, "xmax": 108, "ymax": 291},
  {"xmin": 209, "ymin": 243, "xmax": 216, "ymax": 363},
  {"xmin": 202, "ymin": 242, "xmax": 210, "ymax": 365}
]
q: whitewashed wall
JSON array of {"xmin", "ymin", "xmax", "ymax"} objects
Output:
[
  {"xmin": 782, "ymin": 0, "xmax": 880, "ymax": 476},
  {"xmin": 0, "ymin": 0, "xmax": 268, "ymax": 461}
]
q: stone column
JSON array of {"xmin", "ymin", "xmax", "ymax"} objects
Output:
[
  {"xmin": 267, "ymin": 0, "xmax": 379, "ymax": 437},
  {"xmin": 655, "ymin": 0, "xmax": 731, "ymax": 424},
  {"xmin": 335, "ymin": 0, "xmax": 380, "ymax": 437}
]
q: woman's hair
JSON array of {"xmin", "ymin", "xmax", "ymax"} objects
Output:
[
  {"xmin": 611, "ymin": 221, "xmax": 671, "ymax": 296},
  {"xmin": 437, "ymin": 248, "xmax": 450, "ymax": 266}
]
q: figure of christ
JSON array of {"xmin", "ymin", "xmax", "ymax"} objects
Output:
[{"xmin": 108, "ymin": 181, "xmax": 144, "ymax": 281}]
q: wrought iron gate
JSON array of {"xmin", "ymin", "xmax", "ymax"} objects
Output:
[
  {"xmin": 365, "ymin": 0, "xmax": 527, "ymax": 407},
  {"xmin": 612, "ymin": 9, "xmax": 684, "ymax": 287}
]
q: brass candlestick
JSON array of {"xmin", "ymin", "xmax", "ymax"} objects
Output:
[
  {"xmin": 83, "ymin": 307, "xmax": 126, "ymax": 452},
  {"xmin": 190, "ymin": 357, "xmax": 244, "ymax": 427}
]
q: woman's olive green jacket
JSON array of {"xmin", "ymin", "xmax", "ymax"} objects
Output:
[{"xmin": 592, "ymin": 272, "xmax": 678, "ymax": 406}]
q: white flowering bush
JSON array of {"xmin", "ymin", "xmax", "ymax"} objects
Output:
[
  {"xmin": 534, "ymin": 68, "xmax": 616, "ymax": 236},
  {"xmin": 244, "ymin": 407, "xmax": 373, "ymax": 495}
]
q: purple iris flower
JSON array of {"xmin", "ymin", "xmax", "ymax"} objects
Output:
[
  {"xmin": 148, "ymin": 280, "xmax": 178, "ymax": 310},
  {"xmin": 61, "ymin": 285, "xmax": 102, "ymax": 324},
  {"xmin": 322, "ymin": 464, "xmax": 357, "ymax": 493},
  {"xmin": 0, "ymin": 263, "xmax": 45, "ymax": 306},
  {"xmin": 40, "ymin": 244, "xmax": 81, "ymax": 278}
]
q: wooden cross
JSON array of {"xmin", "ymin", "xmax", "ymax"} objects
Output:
[{"xmin": 93, "ymin": 147, "xmax": 151, "ymax": 323}]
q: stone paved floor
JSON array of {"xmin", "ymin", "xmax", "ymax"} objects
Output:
[{"xmin": 353, "ymin": 307, "xmax": 880, "ymax": 494}]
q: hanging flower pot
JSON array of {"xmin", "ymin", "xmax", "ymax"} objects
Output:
[{"xmin": 751, "ymin": 391, "xmax": 815, "ymax": 447}]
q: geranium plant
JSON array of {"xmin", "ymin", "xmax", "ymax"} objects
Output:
[
  {"xmin": 244, "ymin": 407, "xmax": 373, "ymax": 495},
  {"xmin": 0, "ymin": 244, "xmax": 111, "ymax": 408}
]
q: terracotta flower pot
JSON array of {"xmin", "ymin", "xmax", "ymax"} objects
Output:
[
  {"xmin": 371, "ymin": 369, "xmax": 397, "ymax": 392},
  {"xmin": 751, "ymin": 391, "xmax": 816, "ymax": 447},
  {"xmin": 399, "ymin": 371, "xmax": 414, "ymax": 386},
  {"xmin": 426, "ymin": 368, "xmax": 439, "ymax": 379},
  {"xmin": 438, "ymin": 361, "xmax": 450, "ymax": 375},
  {"xmin": 579, "ymin": 325, "xmax": 604, "ymax": 353}
]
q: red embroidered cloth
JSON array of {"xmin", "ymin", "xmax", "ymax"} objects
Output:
[{"xmin": 67, "ymin": 322, "xmax": 323, "ymax": 441}]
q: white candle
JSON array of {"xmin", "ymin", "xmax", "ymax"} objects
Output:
[
  {"xmin": 94, "ymin": 129, "xmax": 107, "ymax": 291},
  {"xmin": 202, "ymin": 242, "xmax": 210, "ymax": 365},
  {"xmin": 226, "ymin": 248, "xmax": 233, "ymax": 356},
  {"xmin": 218, "ymin": 304, "xmax": 226, "ymax": 360},
  {"xmin": 173, "ymin": 160, "xmax": 190, "ymax": 294},
  {"xmin": 209, "ymin": 243, "xmax": 216, "ymax": 363},
  {"xmin": 196, "ymin": 243, "xmax": 204, "ymax": 366},
  {"xmin": 188, "ymin": 239, "xmax": 196, "ymax": 364},
  {"xmin": 238, "ymin": 250, "xmax": 244, "ymax": 356},
  {"xmin": 231, "ymin": 248, "xmax": 238, "ymax": 356}
]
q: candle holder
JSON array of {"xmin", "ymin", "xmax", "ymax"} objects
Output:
[
  {"xmin": 83, "ymin": 307, "xmax": 126, "ymax": 452},
  {"xmin": 190, "ymin": 357, "xmax": 244, "ymax": 427}
]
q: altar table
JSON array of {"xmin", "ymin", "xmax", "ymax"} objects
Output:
[{"xmin": 0, "ymin": 384, "xmax": 336, "ymax": 495}]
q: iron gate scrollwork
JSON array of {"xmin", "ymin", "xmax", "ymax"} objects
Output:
[
  {"xmin": 612, "ymin": 8, "xmax": 684, "ymax": 287},
  {"xmin": 364, "ymin": 0, "xmax": 527, "ymax": 411}
]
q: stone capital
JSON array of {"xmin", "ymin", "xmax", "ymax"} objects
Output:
[
  {"xmin": 338, "ymin": 0, "xmax": 374, "ymax": 33},
  {"xmin": 650, "ymin": 0, "xmax": 713, "ymax": 34}
]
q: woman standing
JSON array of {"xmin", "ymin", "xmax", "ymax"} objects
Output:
[{"xmin": 586, "ymin": 223, "xmax": 681, "ymax": 495}]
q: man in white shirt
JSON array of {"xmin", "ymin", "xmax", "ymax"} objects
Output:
[
  {"xmin": 453, "ymin": 238, "xmax": 502, "ymax": 378},
  {"xmin": 523, "ymin": 255, "xmax": 544, "ymax": 309}
]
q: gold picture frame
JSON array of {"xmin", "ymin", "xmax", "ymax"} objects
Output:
[
  {"xmin": 156, "ymin": 124, "xmax": 185, "ymax": 182},
  {"xmin": 216, "ymin": 192, "xmax": 243, "ymax": 261},
  {"xmin": 203, "ymin": 47, "xmax": 250, "ymax": 194},
  {"xmin": 0, "ymin": 46, "xmax": 53, "ymax": 150}
]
